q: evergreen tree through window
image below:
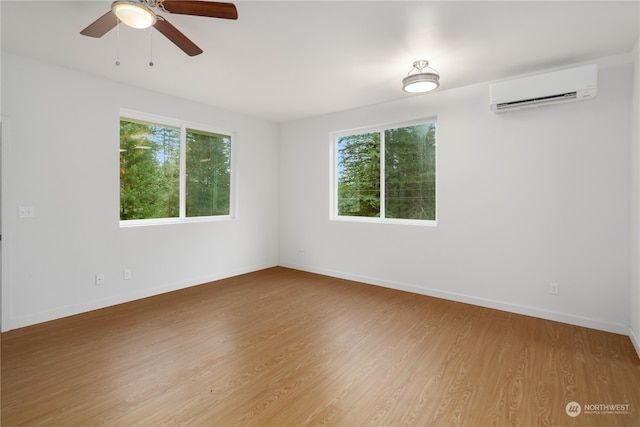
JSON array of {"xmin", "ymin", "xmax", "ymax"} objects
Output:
[
  {"xmin": 336, "ymin": 121, "xmax": 436, "ymax": 222},
  {"xmin": 120, "ymin": 114, "xmax": 232, "ymax": 223}
]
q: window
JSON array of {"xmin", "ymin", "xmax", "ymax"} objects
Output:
[
  {"xmin": 333, "ymin": 120, "xmax": 436, "ymax": 223},
  {"xmin": 119, "ymin": 110, "xmax": 233, "ymax": 225}
]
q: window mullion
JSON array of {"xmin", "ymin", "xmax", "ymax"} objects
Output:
[
  {"xmin": 179, "ymin": 125, "xmax": 187, "ymax": 219},
  {"xmin": 379, "ymin": 130, "xmax": 385, "ymax": 219}
]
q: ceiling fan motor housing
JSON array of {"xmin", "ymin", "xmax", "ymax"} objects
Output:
[{"xmin": 80, "ymin": 0, "xmax": 239, "ymax": 56}]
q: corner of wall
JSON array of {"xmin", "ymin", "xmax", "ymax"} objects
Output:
[{"xmin": 630, "ymin": 35, "xmax": 640, "ymax": 357}]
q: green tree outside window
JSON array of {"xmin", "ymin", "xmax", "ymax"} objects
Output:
[
  {"xmin": 336, "ymin": 122, "xmax": 436, "ymax": 221},
  {"xmin": 120, "ymin": 117, "xmax": 231, "ymax": 222}
]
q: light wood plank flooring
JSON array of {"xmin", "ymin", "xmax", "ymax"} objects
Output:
[{"xmin": 2, "ymin": 267, "xmax": 639, "ymax": 426}]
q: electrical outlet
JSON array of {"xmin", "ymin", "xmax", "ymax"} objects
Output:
[
  {"xmin": 18, "ymin": 206, "xmax": 35, "ymax": 218},
  {"xmin": 549, "ymin": 282, "xmax": 559, "ymax": 295},
  {"xmin": 95, "ymin": 273, "xmax": 105, "ymax": 286},
  {"xmin": 123, "ymin": 269, "xmax": 132, "ymax": 280}
]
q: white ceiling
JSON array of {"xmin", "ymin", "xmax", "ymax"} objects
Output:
[{"xmin": 2, "ymin": 1, "xmax": 639, "ymax": 122}]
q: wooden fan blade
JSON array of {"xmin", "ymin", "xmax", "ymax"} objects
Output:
[
  {"xmin": 154, "ymin": 17, "xmax": 203, "ymax": 56},
  {"xmin": 80, "ymin": 11, "xmax": 118, "ymax": 38},
  {"xmin": 161, "ymin": 1, "xmax": 238, "ymax": 20}
]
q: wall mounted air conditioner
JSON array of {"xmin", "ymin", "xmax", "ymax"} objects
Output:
[{"xmin": 489, "ymin": 64, "xmax": 597, "ymax": 113}]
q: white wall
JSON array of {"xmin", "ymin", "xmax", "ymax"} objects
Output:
[
  {"xmin": 1, "ymin": 53, "xmax": 279, "ymax": 330},
  {"xmin": 2, "ymin": 50, "xmax": 636, "ymax": 339},
  {"xmin": 630, "ymin": 37, "xmax": 640, "ymax": 354},
  {"xmin": 279, "ymin": 57, "xmax": 634, "ymax": 334}
]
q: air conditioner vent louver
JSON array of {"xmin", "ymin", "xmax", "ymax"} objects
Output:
[
  {"xmin": 490, "ymin": 64, "xmax": 597, "ymax": 113},
  {"xmin": 495, "ymin": 92, "xmax": 577, "ymax": 111}
]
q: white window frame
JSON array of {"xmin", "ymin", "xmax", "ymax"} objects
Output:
[
  {"xmin": 330, "ymin": 117, "xmax": 437, "ymax": 226},
  {"xmin": 119, "ymin": 109, "xmax": 237, "ymax": 227}
]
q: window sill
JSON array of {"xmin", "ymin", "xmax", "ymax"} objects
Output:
[
  {"xmin": 120, "ymin": 215, "xmax": 235, "ymax": 228},
  {"xmin": 331, "ymin": 216, "xmax": 437, "ymax": 227}
]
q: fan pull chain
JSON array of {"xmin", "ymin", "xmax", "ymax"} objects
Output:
[
  {"xmin": 149, "ymin": 27, "xmax": 154, "ymax": 67},
  {"xmin": 115, "ymin": 20, "xmax": 121, "ymax": 66}
]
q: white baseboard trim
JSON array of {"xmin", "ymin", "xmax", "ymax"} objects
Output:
[
  {"xmin": 10, "ymin": 261, "xmax": 635, "ymax": 349},
  {"xmin": 280, "ymin": 262, "xmax": 630, "ymax": 336},
  {"xmin": 9, "ymin": 262, "xmax": 277, "ymax": 330}
]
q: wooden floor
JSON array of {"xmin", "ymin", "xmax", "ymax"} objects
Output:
[{"xmin": 2, "ymin": 267, "xmax": 639, "ymax": 426}]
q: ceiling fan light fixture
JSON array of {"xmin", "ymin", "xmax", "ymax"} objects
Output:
[
  {"xmin": 402, "ymin": 60, "xmax": 440, "ymax": 93},
  {"xmin": 112, "ymin": 0, "xmax": 157, "ymax": 29}
]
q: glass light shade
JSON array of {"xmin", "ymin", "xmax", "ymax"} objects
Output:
[
  {"xmin": 402, "ymin": 73, "xmax": 440, "ymax": 93},
  {"xmin": 112, "ymin": 1, "xmax": 156, "ymax": 29},
  {"xmin": 402, "ymin": 60, "xmax": 440, "ymax": 93}
]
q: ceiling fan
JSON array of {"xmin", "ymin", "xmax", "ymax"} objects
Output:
[{"xmin": 80, "ymin": 0, "xmax": 238, "ymax": 56}]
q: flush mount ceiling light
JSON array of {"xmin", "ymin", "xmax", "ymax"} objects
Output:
[
  {"xmin": 111, "ymin": 0, "xmax": 157, "ymax": 29},
  {"xmin": 402, "ymin": 60, "xmax": 440, "ymax": 93}
]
